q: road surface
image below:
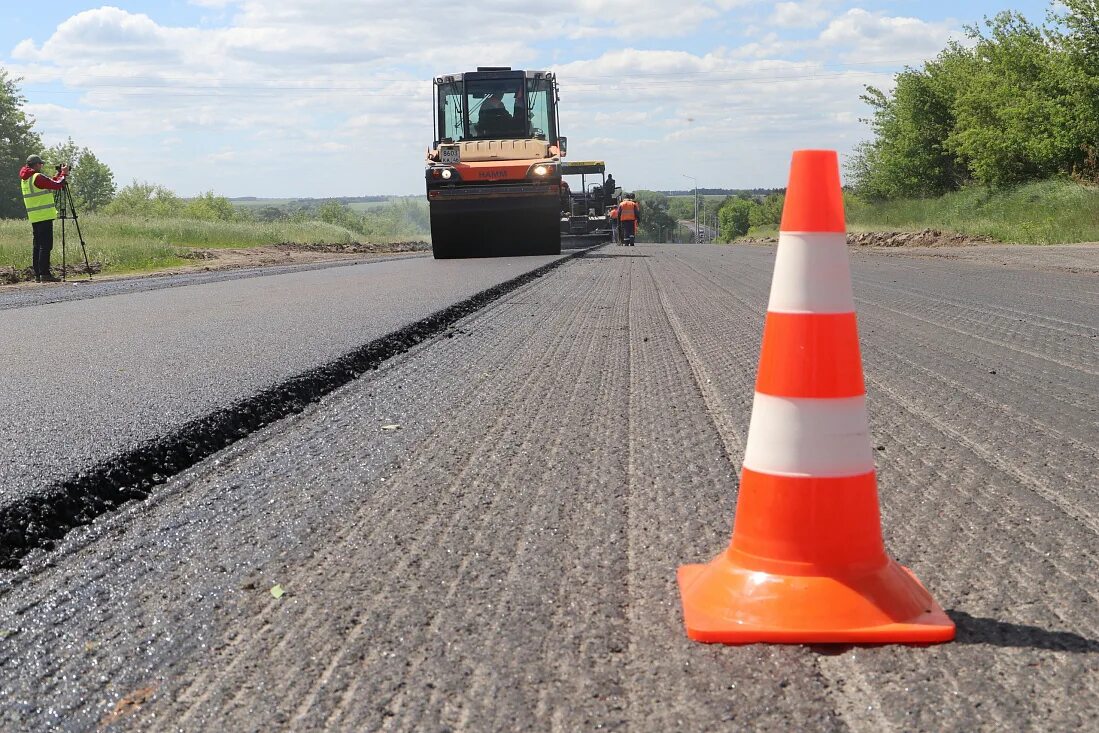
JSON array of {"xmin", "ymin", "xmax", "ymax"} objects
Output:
[{"xmin": 0, "ymin": 244, "xmax": 1096, "ymax": 732}]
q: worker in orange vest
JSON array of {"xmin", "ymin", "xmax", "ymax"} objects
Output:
[
  {"xmin": 608, "ymin": 203, "xmax": 619, "ymax": 244},
  {"xmin": 618, "ymin": 194, "xmax": 640, "ymax": 246}
]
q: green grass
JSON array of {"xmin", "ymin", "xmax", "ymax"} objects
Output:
[
  {"xmin": 0, "ymin": 215, "xmax": 364, "ymax": 278},
  {"xmin": 846, "ymin": 180, "xmax": 1099, "ymax": 244},
  {"xmin": 231, "ymin": 197, "xmax": 414, "ymax": 213}
]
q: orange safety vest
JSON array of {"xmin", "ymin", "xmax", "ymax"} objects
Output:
[
  {"xmin": 618, "ymin": 200, "xmax": 639, "ymax": 221},
  {"xmin": 609, "ymin": 206, "xmax": 619, "ymax": 220}
]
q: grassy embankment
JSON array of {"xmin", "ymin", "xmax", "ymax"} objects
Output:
[
  {"xmin": 847, "ymin": 180, "xmax": 1099, "ymax": 244},
  {"xmin": 738, "ymin": 180, "xmax": 1099, "ymax": 244},
  {"xmin": 0, "ymin": 216, "xmax": 371, "ymax": 277}
]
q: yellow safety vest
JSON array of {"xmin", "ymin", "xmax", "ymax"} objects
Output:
[{"xmin": 21, "ymin": 174, "xmax": 58, "ymax": 223}]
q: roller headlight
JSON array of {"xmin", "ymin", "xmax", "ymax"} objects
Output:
[
  {"xmin": 533, "ymin": 165, "xmax": 548, "ymax": 176},
  {"xmin": 441, "ymin": 169, "xmax": 453, "ymax": 180}
]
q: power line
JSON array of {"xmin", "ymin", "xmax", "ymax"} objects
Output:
[
  {"xmin": 12, "ymin": 58, "xmax": 913, "ymax": 98},
  {"xmin": 19, "ymin": 69, "xmax": 893, "ymax": 101}
]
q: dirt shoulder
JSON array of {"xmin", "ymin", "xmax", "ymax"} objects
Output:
[
  {"xmin": 738, "ymin": 229, "xmax": 995, "ymax": 247},
  {"xmin": 1, "ymin": 241, "xmax": 431, "ymax": 288},
  {"xmin": 179, "ymin": 241, "xmax": 430, "ymax": 270}
]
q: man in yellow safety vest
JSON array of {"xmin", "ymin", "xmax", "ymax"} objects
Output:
[{"xmin": 18, "ymin": 154, "xmax": 68, "ymax": 282}]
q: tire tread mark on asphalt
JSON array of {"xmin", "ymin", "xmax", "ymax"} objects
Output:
[
  {"xmin": 650, "ymin": 250, "xmax": 859, "ymax": 733},
  {"xmin": 344, "ymin": 269, "xmax": 607, "ymax": 729},
  {"xmin": 649, "ymin": 258, "xmax": 746, "ymax": 462},
  {"xmin": 866, "ymin": 373, "xmax": 1099, "ymax": 537},
  {"xmin": 859, "ymin": 298, "xmax": 1099, "ymax": 376},
  {"xmin": 167, "ymin": 255, "xmax": 629, "ymax": 729},
  {"xmin": 447, "ymin": 260, "xmax": 624, "ymax": 732},
  {"xmin": 0, "ymin": 250, "xmax": 590, "ymax": 570},
  {"xmin": 168, "ymin": 261, "xmax": 603, "ymax": 725},
  {"xmin": 855, "ymin": 277, "xmax": 1098, "ymax": 337},
  {"xmin": 621, "ymin": 250, "xmax": 846, "ymax": 732},
  {"xmin": 378, "ymin": 258, "xmax": 625, "ymax": 730},
  {"xmin": 291, "ymin": 270, "xmax": 599, "ymax": 726},
  {"xmin": 863, "ymin": 330, "xmax": 1099, "ymax": 479},
  {"xmin": 857, "ymin": 303, "xmax": 1097, "ymax": 439}
]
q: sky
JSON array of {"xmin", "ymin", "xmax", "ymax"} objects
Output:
[{"xmin": 1, "ymin": 0, "xmax": 1054, "ymax": 197}]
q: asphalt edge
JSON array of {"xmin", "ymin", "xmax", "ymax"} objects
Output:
[
  {"xmin": 0, "ymin": 247, "xmax": 599, "ymax": 569},
  {"xmin": 0, "ymin": 252, "xmax": 434, "ymax": 311}
]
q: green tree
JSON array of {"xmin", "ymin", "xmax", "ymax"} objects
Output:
[
  {"xmin": 667, "ymin": 196, "xmax": 696, "ymax": 222},
  {"xmin": 849, "ymin": 2, "xmax": 1099, "ymax": 198},
  {"xmin": 848, "ymin": 45, "xmax": 971, "ymax": 199},
  {"xmin": 0, "ymin": 68, "xmax": 44, "ymax": 219},
  {"xmin": 633, "ymin": 190, "xmax": 678, "ymax": 242},
  {"xmin": 1051, "ymin": 0, "xmax": 1099, "ymax": 181},
  {"xmin": 255, "ymin": 205, "xmax": 288, "ymax": 222},
  {"xmin": 1055, "ymin": 0, "xmax": 1099, "ymax": 60},
  {"xmin": 748, "ymin": 193, "xmax": 785, "ymax": 230},
  {"xmin": 47, "ymin": 137, "xmax": 116, "ymax": 212},
  {"xmin": 317, "ymin": 200, "xmax": 364, "ymax": 233},
  {"xmin": 104, "ymin": 181, "xmax": 184, "ymax": 218},
  {"xmin": 184, "ymin": 191, "xmax": 238, "ymax": 221},
  {"xmin": 948, "ymin": 12, "xmax": 1087, "ymax": 186},
  {"xmin": 718, "ymin": 198, "xmax": 753, "ymax": 239}
]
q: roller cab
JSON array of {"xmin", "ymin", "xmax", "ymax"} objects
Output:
[{"xmin": 426, "ymin": 68, "xmax": 565, "ymax": 258}]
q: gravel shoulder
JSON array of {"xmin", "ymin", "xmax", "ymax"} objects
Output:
[{"xmin": 0, "ymin": 245, "xmax": 1095, "ymax": 732}]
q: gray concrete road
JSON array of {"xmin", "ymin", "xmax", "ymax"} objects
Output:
[
  {"xmin": 0, "ymin": 244, "xmax": 1096, "ymax": 731},
  {"xmin": 0, "ymin": 253, "xmax": 563, "ymax": 502}
]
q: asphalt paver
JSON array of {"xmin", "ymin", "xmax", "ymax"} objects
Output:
[{"xmin": 0, "ymin": 245, "xmax": 1096, "ymax": 731}]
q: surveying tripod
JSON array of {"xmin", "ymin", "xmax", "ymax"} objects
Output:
[{"xmin": 54, "ymin": 174, "xmax": 92, "ymax": 281}]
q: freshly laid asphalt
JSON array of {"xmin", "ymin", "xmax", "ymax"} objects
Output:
[
  {"xmin": 0, "ymin": 244, "xmax": 1097, "ymax": 731},
  {"xmin": 0, "ymin": 253, "xmax": 562, "ymax": 502}
]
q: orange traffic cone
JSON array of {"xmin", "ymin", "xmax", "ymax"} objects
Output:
[{"xmin": 677, "ymin": 150, "xmax": 955, "ymax": 644}]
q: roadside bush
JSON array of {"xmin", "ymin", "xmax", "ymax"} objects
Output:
[
  {"xmin": 104, "ymin": 182, "xmax": 184, "ymax": 218},
  {"xmin": 719, "ymin": 199, "xmax": 752, "ymax": 239},
  {"xmin": 749, "ymin": 194, "xmax": 785, "ymax": 230},
  {"xmin": 184, "ymin": 191, "xmax": 242, "ymax": 221}
]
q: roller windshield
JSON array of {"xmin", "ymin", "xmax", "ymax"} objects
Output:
[{"xmin": 437, "ymin": 76, "xmax": 556, "ymax": 142}]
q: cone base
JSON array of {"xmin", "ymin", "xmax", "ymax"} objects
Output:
[{"xmin": 677, "ymin": 554, "xmax": 955, "ymax": 645}]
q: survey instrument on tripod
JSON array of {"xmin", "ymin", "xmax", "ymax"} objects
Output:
[{"xmin": 54, "ymin": 168, "xmax": 93, "ymax": 282}]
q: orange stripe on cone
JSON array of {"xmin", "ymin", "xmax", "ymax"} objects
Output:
[
  {"xmin": 756, "ymin": 312, "xmax": 864, "ymax": 398},
  {"xmin": 779, "ymin": 149, "xmax": 846, "ymax": 233},
  {"xmin": 677, "ymin": 150, "xmax": 954, "ymax": 645},
  {"xmin": 729, "ymin": 469, "xmax": 884, "ymax": 572}
]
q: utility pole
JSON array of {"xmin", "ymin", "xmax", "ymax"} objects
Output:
[{"xmin": 682, "ymin": 174, "xmax": 698, "ymax": 244}]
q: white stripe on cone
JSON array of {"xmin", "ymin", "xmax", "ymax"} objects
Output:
[
  {"xmin": 743, "ymin": 394, "xmax": 875, "ymax": 477},
  {"xmin": 767, "ymin": 232, "xmax": 854, "ymax": 314}
]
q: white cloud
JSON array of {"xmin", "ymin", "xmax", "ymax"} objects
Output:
[
  {"xmin": 819, "ymin": 9, "xmax": 958, "ymax": 63},
  {"xmin": 5, "ymin": 3, "xmax": 961, "ymax": 194},
  {"xmin": 770, "ymin": 0, "xmax": 833, "ymax": 29}
]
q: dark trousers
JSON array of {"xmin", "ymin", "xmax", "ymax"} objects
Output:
[
  {"xmin": 621, "ymin": 219, "xmax": 636, "ymax": 245},
  {"xmin": 32, "ymin": 219, "xmax": 54, "ymax": 276}
]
